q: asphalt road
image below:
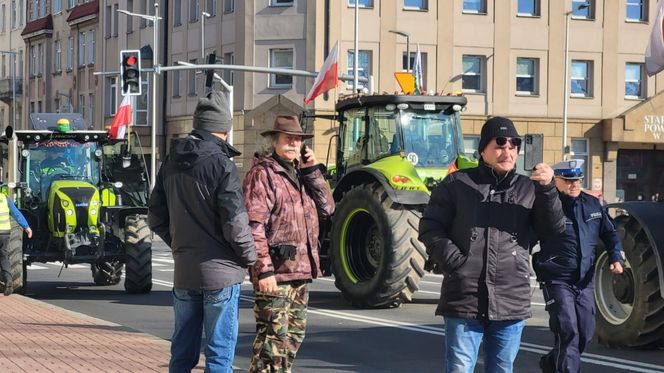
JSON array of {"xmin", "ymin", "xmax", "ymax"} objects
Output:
[{"xmin": 22, "ymin": 241, "xmax": 664, "ymax": 373}]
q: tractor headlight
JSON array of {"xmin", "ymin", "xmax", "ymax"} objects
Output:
[
  {"xmin": 90, "ymin": 209, "xmax": 97, "ymax": 215},
  {"xmin": 95, "ymin": 149, "xmax": 102, "ymax": 157},
  {"xmin": 66, "ymin": 209, "xmax": 74, "ymax": 216},
  {"xmin": 62, "ymin": 200, "xmax": 69, "ymax": 207},
  {"xmin": 90, "ymin": 200, "xmax": 99, "ymax": 207},
  {"xmin": 21, "ymin": 150, "xmax": 30, "ymax": 158}
]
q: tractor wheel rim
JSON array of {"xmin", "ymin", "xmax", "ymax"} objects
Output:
[
  {"xmin": 594, "ymin": 251, "xmax": 634, "ymax": 325},
  {"xmin": 340, "ymin": 208, "xmax": 379, "ymax": 284}
]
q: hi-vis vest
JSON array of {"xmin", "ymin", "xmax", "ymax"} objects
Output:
[{"xmin": 0, "ymin": 194, "xmax": 11, "ymax": 233}]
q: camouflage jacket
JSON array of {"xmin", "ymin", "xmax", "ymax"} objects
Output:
[{"xmin": 243, "ymin": 155, "xmax": 335, "ymax": 284}]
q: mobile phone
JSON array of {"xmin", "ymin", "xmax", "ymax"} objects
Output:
[
  {"xmin": 523, "ymin": 134, "xmax": 543, "ymax": 171},
  {"xmin": 300, "ymin": 145, "xmax": 309, "ymax": 163}
]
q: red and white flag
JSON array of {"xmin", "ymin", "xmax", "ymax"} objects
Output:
[
  {"xmin": 304, "ymin": 41, "xmax": 339, "ymax": 105},
  {"xmin": 109, "ymin": 95, "xmax": 132, "ymax": 139},
  {"xmin": 646, "ymin": 0, "xmax": 664, "ymax": 76}
]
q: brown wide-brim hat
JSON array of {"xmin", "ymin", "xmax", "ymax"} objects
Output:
[{"xmin": 260, "ymin": 115, "xmax": 314, "ymax": 139}]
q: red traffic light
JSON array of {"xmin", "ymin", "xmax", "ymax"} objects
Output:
[{"xmin": 125, "ymin": 55, "xmax": 137, "ymax": 66}]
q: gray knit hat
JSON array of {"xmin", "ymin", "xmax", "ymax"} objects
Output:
[{"xmin": 193, "ymin": 90, "xmax": 232, "ymax": 133}]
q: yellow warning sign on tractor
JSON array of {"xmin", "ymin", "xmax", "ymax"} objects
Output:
[{"xmin": 394, "ymin": 72, "xmax": 415, "ymax": 94}]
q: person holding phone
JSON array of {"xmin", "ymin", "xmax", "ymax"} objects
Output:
[
  {"xmin": 243, "ymin": 115, "xmax": 335, "ymax": 373},
  {"xmin": 419, "ymin": 116, "xmax": 565, "ymax": 373}
]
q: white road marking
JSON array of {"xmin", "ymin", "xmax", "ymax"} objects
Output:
[
  {"xmin": 146, "ymin": 278, "xmax": 663, "ymax": 372},
  {"xmin": 152, "ymin": 258, "xmax": 174, "ymax": 264},
  {"xmin": 158, "ymin": 269, "xmax": 174, "ymax": 272},
  {"xmin": 25, "ymin": 265, "xmax": 49, "ymax": 270}
]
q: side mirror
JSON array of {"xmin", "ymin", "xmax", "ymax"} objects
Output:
[{"xmin": 4, "ymin": 126, "xmax": 13, "ymax": 140}]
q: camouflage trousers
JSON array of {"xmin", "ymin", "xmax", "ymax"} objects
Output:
[{"xmin": 249, "ymin": 281, "xmax": 309, "ymax": 373}]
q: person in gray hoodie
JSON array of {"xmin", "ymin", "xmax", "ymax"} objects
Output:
[{"xmin": 148, "ymin": 89, "xmax": 256, "ymax": 373}]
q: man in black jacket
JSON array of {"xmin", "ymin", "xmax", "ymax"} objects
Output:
[
  {"xmin": 419, "ymin": 117, "xmax": 565, "ymax": 373},
  {"xmin": 148, "ymin": 90, "xmax": 256, "ymax": 373}
]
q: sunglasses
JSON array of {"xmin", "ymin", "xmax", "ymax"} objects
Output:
[{"xmin": 495, "ymin": 137, "xmax": 522, "ymax": 148}]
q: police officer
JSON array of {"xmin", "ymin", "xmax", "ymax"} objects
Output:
[{"xmin": 534, "ymin": 159, "xmax": 624, "ymax": 373}]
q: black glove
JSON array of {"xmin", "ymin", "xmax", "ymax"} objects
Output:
[{"xmin": 424, "ymin": 257, "xmax": 444, "ymax": 274}]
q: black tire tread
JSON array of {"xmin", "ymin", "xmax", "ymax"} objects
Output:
[{"xmin": 124, "ymin": 215, "xmax": 152, "ymax": 294}]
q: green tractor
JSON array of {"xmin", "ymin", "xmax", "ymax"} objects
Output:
[
  {"xmin": 0, "ymin": 113, "xmax": 152, "ymax": 295},
  {"xmin": 311, "ymin": 94, "xmax": 476, "ymax": 308}
]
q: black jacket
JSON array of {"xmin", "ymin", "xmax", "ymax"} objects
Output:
[
  {"xmin": 419, "ymin": 162, "xmax": 565, "ymax": 321},
  {"xmin": 148, "ymin": 129, "xmax": 256, "ymax": 290},
  {"xmin": 534, "ymin": 191, "xmax": 624, "ymax": 288}
]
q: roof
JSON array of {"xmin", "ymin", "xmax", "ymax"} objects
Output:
[
  {"xmin": 67, "ymin": 0, "xmax": 99, "ymax": 23},
  {"xmin": 21, "ymin": 15, "xmax": 53, "ymax": 36}
]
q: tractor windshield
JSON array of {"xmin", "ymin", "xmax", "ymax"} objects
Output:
[
  {"xmin": 394, "ymin": 110, "xmax": 459, "ymax": 168},
  {"xmin": 25, "ymin": 140, "xmax": 101, "ymax": 197}
]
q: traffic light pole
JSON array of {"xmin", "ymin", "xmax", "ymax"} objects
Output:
[{"xmin": 151, "ymin": 3, "xmax": 159, "ymax": 191}]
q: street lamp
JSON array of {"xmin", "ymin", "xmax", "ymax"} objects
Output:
[
  {"xmin": 562, "ymin": 2, "xmax": 589, "ymax": 160},
  {"xmin": 0, "ymin": 50, "xmax": 18, "ymax": 128},
  {"xmin": 117, "ymin": 3, "xmax": 162, "ymax": 190},
  {"xmin": 201, "ymin": 12, "xmax": 211, "ymax": 61},
  {"xmin": 389, "ymin": 30, "xmax": 411, "ymax": 72}
]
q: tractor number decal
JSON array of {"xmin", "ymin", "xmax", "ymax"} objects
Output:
[{"xmin": 406, "ymin": 152, "xmax": 418, "ymax": 166}]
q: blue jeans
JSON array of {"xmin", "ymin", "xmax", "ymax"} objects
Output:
[
  {"xmin": 444, "ymin": 318, "xmax": 525, "ymax": 373},
  {"xmin": 169, "ymin": 284, "xmax": 241, "ymax": 373}
]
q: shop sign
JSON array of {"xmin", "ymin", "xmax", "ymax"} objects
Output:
[{"xmin": 643, "ymin": 115, "xmax": 664, "ymax": 140}]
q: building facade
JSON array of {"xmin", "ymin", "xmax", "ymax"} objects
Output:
[{"xmin": 0, "ymin": 0, "xmax": 25, "ymax": 129}]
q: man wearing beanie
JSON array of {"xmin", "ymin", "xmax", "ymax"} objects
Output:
[
  {"xmin": 148, "ymin": 90, "xmax": 256, "ymax": 373},
  {"xmin": 419, "ymin": 116, "xmax": 565, "ymax": 373}
]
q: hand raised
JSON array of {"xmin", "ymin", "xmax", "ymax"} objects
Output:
[{"xmin": 530, "ymin": 162, "xmax": 554, "ymax": 186}]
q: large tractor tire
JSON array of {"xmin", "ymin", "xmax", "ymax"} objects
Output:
[
  {"xmin": 91, "ymin": 261, "xmax": 123, "ymax": 286},
  {"xmin": 594, "ymin": 215, "xmax": 664, "ymax": 348},
  {"xmin": 124, "ymin": 215, "xmax": 152, "ymax": 294},
  {"xmin": 330, "ymin": 182, "xmax": 426, "ymax": 308},
  {"xmin": 6, "ymin": 222, "xmax": 24, "ymax": 295}
]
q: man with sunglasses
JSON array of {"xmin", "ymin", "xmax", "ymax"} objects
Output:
[
  {"xmin": 534, "ymin": 160, "xmax": 624, "ymax": 373},
  {"xmin": 419, "ymin": 116, "xmax": 565, "ymax": 373}
]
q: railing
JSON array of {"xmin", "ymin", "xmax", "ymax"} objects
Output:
[{"xmin": 0, "ymin": 78, "xmax": 23, "ymax": 99}]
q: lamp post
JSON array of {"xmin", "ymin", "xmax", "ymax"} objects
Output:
[
  {"xmin": 0, "ymin": 50, "xmax": 18, "ymax": 128},
  {"xmin": 389, "ymin": 30, "xmax": 411, "ymax": 72},
  {"xmin": 117, "ymin": 3, "xmax": 162, "ymax": 190},
  {"xmin": 201, "ymin": 11, "xmax": 211, "ymax": 61},
  {"xmin": 562, "ymin": 2, "xmax": 589, "ymax": 160}
]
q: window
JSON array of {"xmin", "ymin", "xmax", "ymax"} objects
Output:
[
  {"xmin": 79, "ymin": 95, "xmax": 85, "ymax": 116},
  {"xmin": 571, "ymin": 138, "xmax": 589, "ymax": 188},
  {"xmin": 625, "ymin": 63, "xmax": 645, "ymax": 99},
  {"xmin": 18, "ymin": 50, "xmax": 23, "ymax": 77},
  {"xmin": 174, "ymin": 0, "xmax": 182, "ymax": 26},
  {"xmin": 269, "ymin": 48, "xmax": 293, "ymax": 88},
  {"xmin": 463, "ymin": 0, "xmax": 486, "ymax": 13},
  {"xmin": 78, "ymin": 31, "xmax": 86, "ymax": 66},
  {"xmin": 188, "ymin": 59, "xmax": 197, "ymax": 95},
  {"xmin": 140, "ymin": 0, "xmax": 146, "ymax": 28},
  {"xmin": 11, "ymin": 1, "xmax": 16, "ymax": 28},
  {"xmin": 404, "ymin": 0, "xmax": 427, "ymax": 10},
  {"xmin": 107, "ymin": 77, "xmax": 117, "ymax": 116},
  {"xmin": 30, "ymin": 45, "xmax": 35, "ymax": 76},
  {"xmin": 207, "ymin": 0, "xmax": 216, "ymax": 16},
  {"xmin": 348, "ymin": 50, "xmax": 371, "ymax": 90},
  {"xmin": 68, "ymin": 0, "xmax": 75, "ymax": 9},
  {"xmin": 462, "ymin": 55, "xmax": 483, "ymax": 92},
  {"xmin": 1, "ymin": 5, "xmax": 5, "ymax": 32},
  {"xmin": 127, "ymin": 0, "xmax": 134, "ymax": 33},
  {"xmin": 54, "ymin": 40, "xmax": 62, "ymax": 72},
  {"xmin": 67, "ymin": 37, "xmax": 73, "ymax": 70},
  {"xmin": 626, "ymin": 0, "xmax": 646, "ymax": 22},
  {"xmin": 570, "ymin": 60, "xmax": 591, "ymax": 97},
  {"xmin": 113, "ymin": 4, "xmax": 119, "ymax": 36},
  {"xmin": 89, "ymin": 93, "xmax": 95, "ymax": 123},
  {"xmin": 190, "ymin": 0, "xmax": 200, "ymax": 22},
  {"xmin": 53, "ymin": 0, "xmax": 61, "ymax": 13},
  {"xmin": 105, "ymin": 5, "xmax": 112, "ymax": 37},
  {"xmin": 463, "ymin": 136, "xmax": 480, "ymax": 159},
  {"xmin": 348, "ymin": 0, "xmax": 373, "ymax": 8},
  {"xmin": 517, "ymin": 0, "xmax": 539, "ymax": 16},
  {"xmin": 38, "ymin": 43, "xmax": 43, "ymax": 74},
  {"xmin": 572, "ymin": 0, "xmax": 593, "ymax": 19},
  {"xmin": 31, "ymin": 0, "xmax": 37, "ymax": 20},
  {"xmin": 224, "ymin": 0, "xmax": 234, "ymax": 13},
  {"xmin": 402, "ymin": 51, "xmax": 426, "ymax": 73},
  {"xmin": 136, "ymin": 73, "xmax": 149, "ymax": 126},
  {"xmin": 39, "ymin": 0, "xmax": 45, "ymax": 17},
  {"xmin": 271, "ymin": 0, "xmax": 293, "ymax": 6},
  {"xmin": 516, "ymin": 57, "xmax": 538, "ymax": 95},
  {"xmin": 87, "ymin": 30, "xmax": 95, "ymax": 64},
  {"xmin": 172, "ymin": 70, "xmax": 180, "ymax": 97},
  {"xmin": 224, "ymin": 52, "xmax": 234, "ymax": 84}
]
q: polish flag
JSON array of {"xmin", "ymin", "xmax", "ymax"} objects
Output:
[
  {"xmin": 109, "ymin": 95, "xmax": 132, "ymax": 139},
  {"xmin": 304, "ymin": 41, "xmax": 339, "ymax": 105},
  {"xmin": 646, "ymin": 0, "xmax": 664, "ymax": 76}
]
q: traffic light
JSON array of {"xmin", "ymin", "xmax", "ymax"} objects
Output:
[{"xmin": 120, "ymin": 50, "xmax": 141, "ymax": 96}]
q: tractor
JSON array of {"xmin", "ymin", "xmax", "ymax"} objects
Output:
[
  {"xmin": 594, "ymin": 201, "xmax": 664, "ymax": 348},
  {"xmin": 0, "ymin": 113, "xmax": 152, "ymax": 295},
  {"xmin": 309, "ymin": 94, "xmax": 476, "ymax": 308}
]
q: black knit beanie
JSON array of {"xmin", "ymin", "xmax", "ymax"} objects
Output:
[
  {"xmin": 478, "ymin": 116, "xmax": 520, "ymax": 153},
  {"xmin": 193, "ymin": 90, "xmax": 232, "ymax": 133}
]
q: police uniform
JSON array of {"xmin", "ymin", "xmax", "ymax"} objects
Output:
[{"xmin": 533, "ymin": 160, "xmax": 624, "ymax": 373}]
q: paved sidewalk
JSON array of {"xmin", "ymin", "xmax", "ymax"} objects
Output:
[{"xmin": 0, "ymin": 294, "xmax": 204, "ymax": 372}]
